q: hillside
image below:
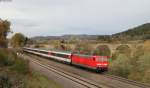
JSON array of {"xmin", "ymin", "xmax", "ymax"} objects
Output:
[
  {"xmin": 31, "ymin": 23, "xmax": 150, "ymax": 42},
  {"xmin": 113, "ymin": 23, "xmax": 150, "ymax": 40},
  {"xmin": 31, "ymin": 35, "xmax": 99, "ymax": 42}
]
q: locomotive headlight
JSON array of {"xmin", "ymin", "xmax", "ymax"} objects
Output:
[
  {"xmin": 97, "ymin": 63, "xmax": 107, "ymax": 66},
  {"xmin": 97, "ymin": 64, "xmax": 102, "ymax": 66},
  {"xmin": 103, "ymin": 64, "xmax": 108, "ymax": 66}
]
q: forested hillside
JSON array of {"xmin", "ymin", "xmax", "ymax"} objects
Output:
[{"xmin": 113, "ymin": 23, "xmax": 150, "ymax": 40}]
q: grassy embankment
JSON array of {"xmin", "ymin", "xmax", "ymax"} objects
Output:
[{"xmin": 0, "ymin": 48, "xmax": 63, "ymax": 88}]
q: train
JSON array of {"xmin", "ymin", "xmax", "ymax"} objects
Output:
[{"xmin": 23, "ymin": 47, "xmax": 109, "ymax": 72}]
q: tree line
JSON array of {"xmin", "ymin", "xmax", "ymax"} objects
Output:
[{"xmin": 0, "ymin": 19, "xmax": 28, "ymax": 48}]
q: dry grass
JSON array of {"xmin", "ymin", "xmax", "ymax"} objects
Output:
[
  {"xmin": 143, "ymin": 40, "xmax": 150, "ymax": 51},
  {"xmin": 25, "ymin": 71, "xmax": 63, "ymax": 88}
]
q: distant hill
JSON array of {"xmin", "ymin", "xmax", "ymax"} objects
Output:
[
  {"xmin": 31, "ymin": 23, "xmax": 150, "ymax": 42},
  {"xmin": 113, "ymin": 23, "xmax": 150, "ymax": 40},
  {"xmin": 31, "ymin": 34, "xmax": 99, "ymax": 42}
]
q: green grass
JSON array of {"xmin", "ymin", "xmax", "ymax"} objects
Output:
[{"xmin": 25, "ymin": 71, "xmax": 63, "ymax": 88}]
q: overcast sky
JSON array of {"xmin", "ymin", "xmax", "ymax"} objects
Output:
[{"xmin": 0, "ymin": 0, "xmax": 150, "ymax": 37}]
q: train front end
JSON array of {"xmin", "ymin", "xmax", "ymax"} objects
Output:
[{"xmin": 94, "ymin": 56, "xmax": 109, "ymax": 72}]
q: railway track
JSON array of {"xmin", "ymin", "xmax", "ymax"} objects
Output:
[
  {"xmin": 26, "ymin": 56, "xmax": 108, "ymax": 88},
  {"xmin": 103, "ymin": 74, "xmax": 150, "ymax": 88}
]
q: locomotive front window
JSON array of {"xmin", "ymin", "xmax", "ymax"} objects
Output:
[{"xmin": 97, "ymin": 57, "xmax": 108, "ymax": 62}]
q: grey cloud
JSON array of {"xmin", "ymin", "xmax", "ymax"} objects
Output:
[
  {"xmin": 1, "ymin": 0, "xmax": 150, "ymax": 37},
  {"xmin": 11, "ymin": 19, "xmax": 40, "ymax": 28}
]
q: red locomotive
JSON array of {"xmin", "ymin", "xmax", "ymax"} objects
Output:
[
  {"xmin": 24, "ymin": 47, "xmax": 109, "ymax": 72},
  {"xmin": 71, "ymin": 54, "xmax": 108, "ymax": 72}
]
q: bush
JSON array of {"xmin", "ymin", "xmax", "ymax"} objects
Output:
[
  {"xmin": 0, "ymin": 75, "xmax": 11, "ymax": 88},
  {"xmin": 0, "ymin": 49, "xmax": 29, "ymax": 75},
  {"xmin": 0, "ymin": 70, "xmax": 25, "ymax": 88},
  {"xmin": 115, "ymin": 45, "xmax": 131, "ymax": 57},
  {"xmin": 93, "ymin": 45, "xmax": 111, "ymax": 56},
  {"xmin": 0, "ymin": 49, "xmax": 28, "ymax": 87},
  {"xmin": 108, "ymin": 54, "xmax": 132, "ymax": 78},
  {"xmin": 11, "ymin": 58, "xmax": 29, "ymax": 75},
  {"xmin": 0, "ymin": 49, "xmax": 14, "ymax": 66},
  {"xmin": 128, "ymin": 52, "xmax": 150, "ymax": 83},
  {"xmin": 137, "ymin": 52, "xmax": 150, "ymax": 74},
  {"xmin": 131, "ymin": 45, "xmax": 144, "ymax": 64},
  {"xmin": 0, "ymin": 49, "xmax": 8, "ymax": 66},
  {"xmin": 142, "ymin": 69, "xmax": 150, "ymax": 83}
]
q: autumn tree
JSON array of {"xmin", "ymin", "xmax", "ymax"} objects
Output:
[
  {"xmin": 11, "ymin": 33, "xmax": 26, "ymax": 47},
  {"xmin": 0, "ymin": 19, "xmax": 11, "ymax": 48},
  {"xmin": 112, "ymin": 45, "xmax": 131, "ymax": 60},
  {"xmin": 109, "ymin": 54, "xmax": 132, "ymax": 78}
]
